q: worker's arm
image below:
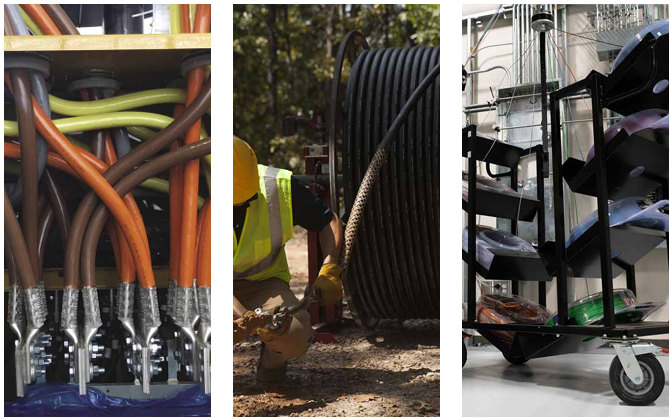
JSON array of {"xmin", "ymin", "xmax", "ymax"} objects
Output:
[
  {"xmin": 312, "ymin": 212, "xmax": 344, "ymax": 305},
  {"xmin": 233, "ymin": 295, "xmax": 248, "ymax": 320},
  {"xmin": 319, "ymin": 212, "xmax": 342, "ymax": 265}
]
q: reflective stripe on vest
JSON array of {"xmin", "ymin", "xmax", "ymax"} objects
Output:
[{"xmin": 233, "ymin": 165, "xmax": 293, "ymax": 281}]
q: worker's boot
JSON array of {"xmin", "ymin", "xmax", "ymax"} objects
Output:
[{"xmin": 256, "ymin": 343, "xmax": 287, "ymax": 383}]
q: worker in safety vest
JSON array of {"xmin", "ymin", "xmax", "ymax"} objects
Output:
[{"xmin": 233, "ymin": 136, "xmax": 343, "ymax": 383}]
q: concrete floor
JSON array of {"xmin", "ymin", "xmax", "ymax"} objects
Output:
[{"xmin": 463, "ymin": 345, "xmax": 669, "ymax": 417}]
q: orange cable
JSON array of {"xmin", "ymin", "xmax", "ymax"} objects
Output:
[
  {"xmin": 19, "ymin": 4, "xmax": 62, "ymax": 35},
  {"xmin": 169, "ymin": 105, "xmax": 185, "ymax": 282},
  {"xmin": 177, "ymin": 4, "xmax": 210, "ymax": 288},
  {"xmin": 103, "ymin": 134, "xmax": 136, "ymax": 284},
  {"xmin": 2, "ymin": 82, "xmax": 157, "ymax": 288},
  {"xmin": 196, "ymin": 199, "xmax": 211, "ymax": 287}
]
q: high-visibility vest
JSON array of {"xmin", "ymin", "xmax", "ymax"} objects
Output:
[{"xmin": 233, "ymin": 164, "xmax": 294, "ymax": 283}]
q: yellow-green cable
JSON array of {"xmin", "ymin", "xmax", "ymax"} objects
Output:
[
  {"xmin": 190, "ymin": 4, "xmax": 196, "ymax": 31},
  {"xmin": 127, "ymin": 126, "xmax": 157, "ymax": 142},
  {"xmin": 49, "ymin": 89, "xmax": 188, "ymax": 117},
  {"xmin": 169, "ymin": 4, "xmax": 182, "ymax": 34},
  {"xmin": 18, "ymin": 6, "xmax": 43, "ymax": 35},
  {"xmin": 5, "ymin": 112, "xmax": 208, "ymax": 140}
]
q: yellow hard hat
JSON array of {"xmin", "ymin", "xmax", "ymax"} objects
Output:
[{"xmin": 233, "ymin": 136, "xmax": 259, "ymax": 205}]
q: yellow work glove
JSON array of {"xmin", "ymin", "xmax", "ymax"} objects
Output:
[
  {"xmin": 259, "ymin": 315, "xmax": 293, "ymax": 341},
  {"xmin": 313, "ymin": 264, "xmax": 343, "ymax": 306}
]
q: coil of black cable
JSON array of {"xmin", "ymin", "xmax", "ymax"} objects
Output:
[{"xmin": 342, "ymin": 46, "xmax": 440, "ymax": 322}]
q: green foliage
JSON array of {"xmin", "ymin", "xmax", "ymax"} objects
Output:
[{"xmin": 233, "ymin": 4, "xmax": 440, "ymax": 173}]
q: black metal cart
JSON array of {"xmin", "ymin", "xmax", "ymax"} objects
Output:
[{"xmin": 462, "ymin": 29, "xmax": 669, "ymax": 406}]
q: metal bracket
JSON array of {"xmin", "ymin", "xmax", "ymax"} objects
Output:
[{"xmin": 608, "ymin": 339, "xmax": 662, "ymax": 385}]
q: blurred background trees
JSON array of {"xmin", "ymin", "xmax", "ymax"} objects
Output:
[{"xmin": 233, "ymin": 4, "xmax": 440, "ymax": 172}]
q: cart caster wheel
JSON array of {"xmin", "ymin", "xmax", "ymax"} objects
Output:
[
  {"xmin": 503, "ymin": 352, "xmax": 527, "ymax": 365},
  {"xmin": 463, "ymin": 341, "xmax": 467, "ymax": 367},
  {"xmin": 609, "ymin": 354, "xmax": 665, "ymax": 406}
]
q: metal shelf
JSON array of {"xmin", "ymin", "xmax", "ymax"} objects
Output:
[
  {"xmin": 563, "ymin": 128, "xmax": 668, "ymax": 201},
  {"xmin": 462, "ymin": 189, "xmax": 539, "ymax": 221},
  {"xmin": 462, "ymin": 249, "xmax": 551, "ymax": 282},
  {"xmin": 603, "ymin": 32, "xmax": 668, "ymax": 116},
  {"xmin": 4, "ymin": 34, "xmax": 210, "ymax": 90},
  {"xmin": 462, "ymin": 126, "xmax": 524, "ymax": 168}
]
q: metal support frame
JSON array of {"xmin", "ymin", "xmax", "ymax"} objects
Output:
[
  {"xmin": 304, "ymin": 145, "xmax": 340, "ymax": 343},
  {"xmin": 463, "ymin": 41, "xmax": 669, "ymax": 340},
  {"xmin": 467, "ymin": 126, "xmax": 477, "ymax": 322}
]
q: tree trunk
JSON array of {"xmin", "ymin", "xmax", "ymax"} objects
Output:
[{"xmin": 266, "ymin": 5, "xmax": 278, "ymax": 119}]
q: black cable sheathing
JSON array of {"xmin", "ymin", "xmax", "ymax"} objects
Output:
[{"xmin": 343, "ymin": 46, "xmax": 440, "ymax": 321}]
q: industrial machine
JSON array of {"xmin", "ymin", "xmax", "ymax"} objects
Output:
[
  {"xmin": 4, "ymin": 5, "xmax": 211, "ymax": 412},
  {"xmin": 293, "ymin": 31, "xmax": 441, "ymax": 331},
  {"xmin": 463, "ymin": 5, "xmax": 668, "ymax": 406}
]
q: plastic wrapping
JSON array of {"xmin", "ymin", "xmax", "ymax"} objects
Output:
[
  {"xmin": 462, "ymin": 171, "xmax": 518, "ymax": 202},
  {"xmin": 476, "ymin": 293, "xmax": 553, "ymax": 347},
  {"xmin": 4, "ymin": 383, "xmax": 211, "ymax": 417},
  {"xmin": 567, "ymin": 197, "xmax": 669, "ymax": 246},
  {"xmin": 544, "ymin": 288, "xmax": 662, "ymax": 326},
  {"xmin": 462, "ymin": 225, "xmax": 536, "ymax": 269},
  {"xmin": 586, "ymin": 108, "xmax": 669, "ymax": 162}
]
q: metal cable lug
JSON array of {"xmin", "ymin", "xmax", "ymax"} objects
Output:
[
  {"xmin": 60, "ymin": 288, "xmax": 79, "ymax": 331},
  {"xmin": 198, "ymin": 344, "xmax": 211, "ymax": 394},
  {"xmin": 7, "ymin": 285, "xmax": 26, "ymax": 346},
  {"xmin": 173, "ymin": 285, "xmax": 198, "ymax": 329},
  {"xmin": 138, "ymin": 287, "xmax": 161, "ymax": 347},
  {"xmin": 82, "ymin": 288, "xmax": 102, "ymax": 384},
  {"xmin": 82, "ymin": 288, "xmax": 102, "ymax": 330},
  {"xmin": 141, "ymin": 346, "xmax": 151, "ymax": 394},
  {"xmin": 14, "ymin": 341, "xmax": 25, "ymax": 398},
  {"xmin": 166, "ymin": 278, "xmax": 176, "ymax": 319},
  {"xmin": 23, "ymin": 287, "xmax": 47, "ymax": 330},
  {"xmin": 78, "ymin": 346, "xmax": 88, "ymax": 394},
  {"xmin": 196, "ymin": 286, "xmax": 211, "ymax": 346},
  {"xmin": 116, "ymin": 281, "xmax": 136, "ymax": 340}
]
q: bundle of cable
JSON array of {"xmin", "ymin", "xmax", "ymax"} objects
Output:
[
  {"xmin": 477, "ymin": 293, "xmax": 553, "ymax": 347},
  {"xmin": 462, "ymin": 225, "xmax": 536, "ymax": 270},
  {"xmin": 586, "ymin": 109, "xmax": 668, "ymax": 162},
  {"xmin": 545, "ymin": 288, "xmax": 665, "ymax": 327},
  {"xmin": 567, "ymin": 197, "xmax": 669, "ymax": 246},
  {"xmin": 612, "ymin": 19, "xmax": 669, "ymax": 71}
]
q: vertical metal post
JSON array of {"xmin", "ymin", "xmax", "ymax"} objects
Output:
[
  {"xmin": 511, "ymin": 167, "xmax": 519, "ymax": 296},
  {"xmin": 536, "ymin": 146, "xmax": 547, "ymax": 307},
  {"xmin": 540, "ymin": 31, "xmax": 549, "ymax": 161},
  {"xmin": 550, "ymin": 91, "xmax": 569, "ymax": 325},
  {"xmin": 466, "ymin": 18, "xmax": 474, "ymax": 125},
  {"xmin": 590, "ymin": 74, "xmax": 615, "ymax": 328},
  {"xmin": 625, "ymin": 264, "xmax": 637, "ymax": 296},
  {"xmin": 468, "ymin": 126, "xmax": 477, "ymax": 322}
]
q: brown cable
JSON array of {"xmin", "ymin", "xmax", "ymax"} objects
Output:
[
  {"xmin": 37, "ymin": 190, "xmax": 48, "ymax": 218},
  {"xmin": 81, "ymin": 139, "xmax": 211, "ymax": 288},
  {"xmin": 4, "ymin": 191, "xmax": 37, "ymax": 289},
  {"xmin": 63, "ymin": 79, "xmax": 211, "ymax": 289},
  {"xmin": 10, "ymin": 68, "xmax": 40, "ymax": 282},
  {"xmin": 5, "ymin": 241, "xmax": 19, "ymax": 287},
  {"xmin": 37, "ymin": 204, "xmax": 55, "ymax": 283},
  {"xmin": 42, "ymin": 4, "xmax": 80, "ymax": 35},
  {"xmin": 42, "ymin": 169, "xmax": 70, "ymax": 250}
]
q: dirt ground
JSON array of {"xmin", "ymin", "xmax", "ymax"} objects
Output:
[{"xmin": 233, "ymin": 228, "xmax": 440, "ymax": 417}]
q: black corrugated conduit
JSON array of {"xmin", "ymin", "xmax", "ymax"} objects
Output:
[{"xmin": 341, "ymin": 44, "xmax": 440, "ymax": 324}]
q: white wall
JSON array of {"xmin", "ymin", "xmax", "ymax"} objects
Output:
[{"xmin": 462, "ymin": 4, "xmax": 669, "ymax": 338}]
